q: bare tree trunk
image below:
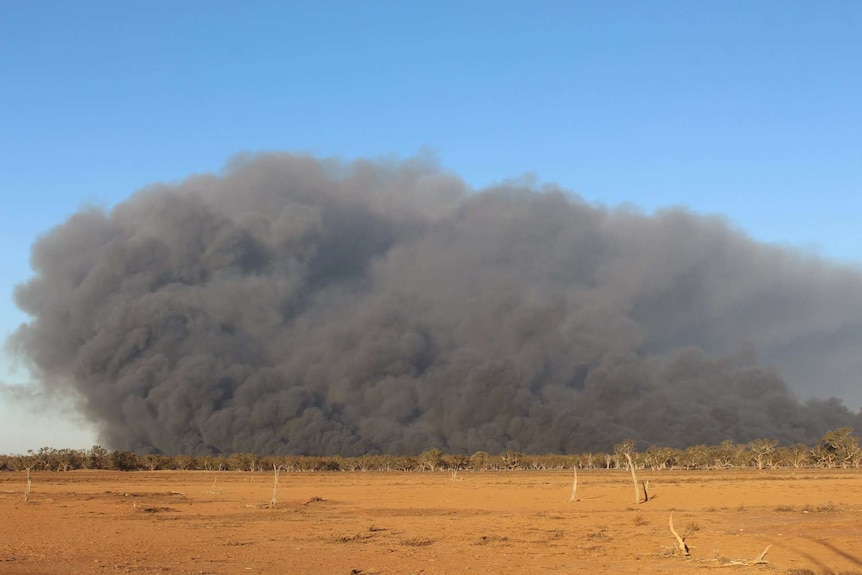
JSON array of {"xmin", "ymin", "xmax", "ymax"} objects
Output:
[
  {"xmin": 269, "ymin": 464, "xmax": 280, "ymax": 509},
  {"xmin": 24, "ymin": 467, "xmax": 32, "ymax": 503},
  {"xmin": 623, "ymin": 453, "xmax": 639, "ymax": 504}
]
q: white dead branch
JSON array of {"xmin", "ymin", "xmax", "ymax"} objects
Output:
[
  {"xmin": 623, "ymin": 453, "xmax": 640, "ymax": 504},
  {"xmin": 668, "ymin": 512, "xmax": 690, "ymax": 557},
  {"xmin": 569, "ymin": 465, "xmax": 579, "ymax": 502},
  {"xmin": 723, "ymin": 544, "xmax": 772, "ymax": 566},
  {"xmin": 269, "ymin": 464, "xmax": 281, "ymax": 509},
  {"xmin": 24, "ymin": 467, "xmax": 33, "ymax": 503}
]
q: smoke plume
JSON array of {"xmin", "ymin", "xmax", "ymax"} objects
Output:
[{"xmin": 9, "ymin": 154, "xmax": 862, "ymax": 455}]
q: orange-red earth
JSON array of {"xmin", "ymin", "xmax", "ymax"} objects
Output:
[{"xmin": 2, "ymin": 469, "xmax": 861, "ymax": 574}]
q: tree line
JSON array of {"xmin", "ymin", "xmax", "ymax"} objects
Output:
[{"xmin": 2, "ymin": 427, "xmax": 859, "ymax": 473}]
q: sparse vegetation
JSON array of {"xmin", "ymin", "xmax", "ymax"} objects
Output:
[{"xmin": 1, "ymin": 427, "xmax": 858, "ymax": 472}]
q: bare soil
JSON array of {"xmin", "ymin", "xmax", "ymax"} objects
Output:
[{"xmin": 1, "ymin": 469, "xmax": 861, "ymax": 574}]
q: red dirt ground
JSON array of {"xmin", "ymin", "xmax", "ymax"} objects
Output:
[{"xmin": 2, "ymin": 469, "xmax": 861, "ymax": 574}]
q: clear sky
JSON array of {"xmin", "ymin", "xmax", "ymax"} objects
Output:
[{"xmin": 1, "ymin": 1, "xmax": 860, "ymax": 453}]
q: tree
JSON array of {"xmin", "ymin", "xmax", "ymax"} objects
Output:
[
  {"xmin": 814, "ymin": 427, "xmax": 861, "ymax": 469},
  {"xmin": 141, "ymin": 454, "xmax": 164, "ymax": 471},
  {"xmin": 418, "ymin": 448, "xmax": 446, "ymax": 472},
  {"xmin": 500, "ymin": 451, "xmax": 522, "ymax": 470},
  {"xmin": 644, "ymin": 446, "xmax": 678, "ymax": 470},
  {"xmin": 109, "ymin": 451, "xmax": 141, "ymax": 471},
  {"xmin": 443, "ymin": 453, "xmax": 470, "ymax": 471},
  {"xmin": 787, "ymin": 444, "xmax": 811, "ymax": 469},
  {"xmin": 711, "ymin": 440, "xmax": 745, "ymax": 469},
  {"xmin": 55, "ymin": 449, "xmax": 84, "ymax": 471},
  {"xmin": 88, "ymin": 445, "xmax": 109, "ymax": 470},
  {"xmin": 747, "ymin": 438, "xmax": 779, "ymax": 470},
  {"xmin": 469, "ymin": 451, "xmax": 490, "ymax": 471},
  {"xmin": 680, "ymin": 445, "xmax": 710, "ymax": 470},
  {"xmin": 226, "ymin": 453, "xmax": 259, "ymax": 472}
]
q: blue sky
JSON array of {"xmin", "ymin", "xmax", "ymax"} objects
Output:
[{"xmin": 1, "ymin": 1, "xmax": 860, "ymax": 452}]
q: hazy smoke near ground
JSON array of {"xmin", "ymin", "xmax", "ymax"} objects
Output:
[{"xmin": 9, "ymin": 154, "xmax": 862, "ymax": 455}]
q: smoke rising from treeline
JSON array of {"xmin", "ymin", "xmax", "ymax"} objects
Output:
[{"xmin": 9, "ymin": 154, "xmax": 862, "ymax": 455}]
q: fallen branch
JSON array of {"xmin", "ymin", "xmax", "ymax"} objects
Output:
[
  {"xmin": 669, "ymin": 512, "xmax": 690, "ymax": 557},
  {"xmin": 753, "ymin": 545, "xmax": 771, "ymax": 564},
  {"xmin": 724, "ymin": 544, "xmax": 771, "ymax": 566}
]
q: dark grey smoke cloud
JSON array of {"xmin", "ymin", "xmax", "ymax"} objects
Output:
[{"xmin": 9, "ymin": 153, "xmax": 862, "ymax": 455}]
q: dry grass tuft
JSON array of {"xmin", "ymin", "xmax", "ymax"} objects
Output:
[
  {"xmin": 139, "ymin": 506, "xmax": 179, "ymax": 513},
  {"xmin": 587, "ymin": 529, "xmax": 611, "ymax": 541},
  {"xmin": 683, "ymin": 521, "xmax": 701, "ymax": 535},
  {"xmin": 400, "ymin": 536, "xmax": 434, "ymax": 547},
  {"xmin": 474, "ymin": 535, "xmax": 510, "ymax": 545},
  {"xmin": 332, "ymin": 533, "xmax": 374, "ymax": 544}
]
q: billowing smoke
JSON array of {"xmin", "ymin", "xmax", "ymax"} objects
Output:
[{"xmin": 9, "ymin": 154, "xmax": 862, "ymax": 455}]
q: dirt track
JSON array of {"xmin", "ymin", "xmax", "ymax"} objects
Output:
[{"xmin": 2, "ymin": 469, "xmax": 861, "ymax": 574}]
